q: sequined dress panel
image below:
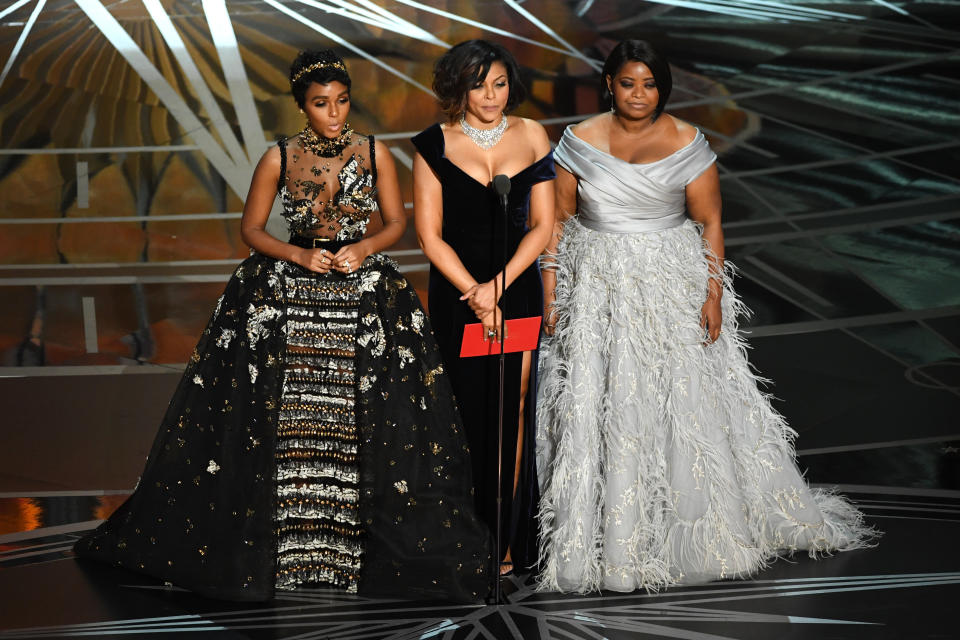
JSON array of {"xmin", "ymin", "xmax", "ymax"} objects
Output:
[{"xmin": 273, "ymin": 134, "xmax": 377, "ymax": 593}]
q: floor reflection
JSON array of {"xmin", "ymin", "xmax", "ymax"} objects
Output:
[{"xmin": 0, "ymin": 495, "xmax": 128, "ymax": 538}]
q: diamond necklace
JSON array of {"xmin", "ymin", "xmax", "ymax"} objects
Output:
[{"xmin": 459, "ymin": 113, "xmax": 508, "ymax": 150}]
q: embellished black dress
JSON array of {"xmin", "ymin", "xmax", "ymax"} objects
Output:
[
  {"xmin": 74, "ymin": 131, "xmax": 491, "ymax": 602},
  {"xmin": 411, "ymin": 124, "xmax": 555, "ymax": 570}
]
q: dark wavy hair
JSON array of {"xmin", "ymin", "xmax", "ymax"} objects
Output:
[
  {"xmin": 432, "ymin": 40, "xmax": 526, "ymax": 120},
  {"xmin": 601, "ymin": 40, "xmax": 672, "ymax": 121},
  {"xmin": 290, "ymin": 49, "xmax": 352, "ymax": 109}
]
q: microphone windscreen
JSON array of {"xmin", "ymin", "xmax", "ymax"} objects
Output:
[{"xmin": 492, "ymin": 174, "xmax": 511, "ymax": 196}]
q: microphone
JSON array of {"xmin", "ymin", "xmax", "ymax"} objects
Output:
[
  {"xmin": 492, "ymin": 173, "xmax": 511, "ymax": 198},
  {"xmin": 490, "ymin": 172, "xmax": 511, "ymax": 606},
  {"xmin": 491, "ymin": 173, "xmax": 511, "ymax": 308},
  {"xmin": 493, "ymin": 174, "xmax": 511, "ymax": 219}
]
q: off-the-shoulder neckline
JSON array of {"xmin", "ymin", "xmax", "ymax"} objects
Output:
[
  {"xmin": 564, "ymin": 124, "xmax": 702, "ymax": 166},
  {"xmin": 427, "ymin": 122, "xmax": 553, "ymax": 188}
]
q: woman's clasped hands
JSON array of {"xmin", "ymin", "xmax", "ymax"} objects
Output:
[
  {"xmin": 461, "ymin": 278, "xmax": 503, "ymax": 342},
  {"xmin": 296, "ymin": 240, "xmax": 372, "ymax": 275}
]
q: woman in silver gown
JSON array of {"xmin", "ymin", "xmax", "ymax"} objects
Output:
[{"xmin": 536, "ymin": 40, "xmax": 876, "ymax": 593}]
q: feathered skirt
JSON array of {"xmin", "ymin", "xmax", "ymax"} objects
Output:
[{"xmin": 536, "ymin": 218, "xmax": 876, "ymax": 593}]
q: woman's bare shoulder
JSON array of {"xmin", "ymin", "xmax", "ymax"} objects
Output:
[
  {"xmin": 255, "ymin": 143, "xmax": 282, "ymax": 173},
  {"xmin": 512, "ymin": 116, "xmax": 551, "ymax": 156},
  {"xmin": 373, "ymin": 137, "xmax": 390, "ymax": 156},
  {"xmin": 661, "ymin": 114, "xmax": 698, "ymax": 146},
  {"xmin": 570, "ymin": 113, "xmax": 609, "ymax": 146}
]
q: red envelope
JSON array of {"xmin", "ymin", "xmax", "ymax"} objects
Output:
[{"xmin": 460, "ymin": 316, "xmax": 542, "ymax": 358}]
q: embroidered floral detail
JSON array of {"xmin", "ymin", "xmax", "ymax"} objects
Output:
[
  {"xmin": 207, "ymin": 460, "xmax": 220, "ymax": 474},
  {"xmin": 216, "ymin": 328, "xmax": 236, "ymax": 349},
  {"xmin": 394, "ymin": 480, "xmax": 408, "ymax": 494},
  {"xmin": 358, "ymin": 269, "xmax": 382, "ymax": 293},
  {"xmin": 192, "ymin": 375, "xmax": 204, "ymax": 387},
  {"xmin": 248, "ymin": 363, "xmax": 259, "ymax": 384},
  {"xmin": 357, "ymin": 313, "xmax": 385, "ymax": 357},
  {"xmin": 212, "ymin": 295, "xmax": 225, "ymax": 319},
  {"xmin": 246, "ymin": 304, "xmax": 282, "ymax": 349},
  {"xmin": 410, "ymin": 309, "xmax": 425, "ymax": 333},
  {"xmin": 397, "ymin": 346, "xmax": 415, "ymax": 368},
  {"xmin": 423, "ymin": 365, "xmax": 442, "ymax": 388},
  {"xmin": 359, "ymin": 374, "xmax": 377, "ymax": 393}
]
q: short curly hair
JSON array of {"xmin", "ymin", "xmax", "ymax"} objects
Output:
[
  {"xmin": 290, "ymin": 49, "xmax": 351, "ymax": 109},
  {"xmin": 432, "ymin": 40, "xmax": 526, "ymax": 121}
]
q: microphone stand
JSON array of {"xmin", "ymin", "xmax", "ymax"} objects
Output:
[{"xmin": 491, "ymin": 174, "xmax": 511, "ymax": 605}]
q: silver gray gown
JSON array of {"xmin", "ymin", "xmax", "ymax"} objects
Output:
[{"xmin": 536, "ymin": 125, "xmax": 876, "ymax": 593}]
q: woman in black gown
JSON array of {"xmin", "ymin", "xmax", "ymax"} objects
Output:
[
  {"xmin": 74, "ymin": 49, "xmax": 490, "ymax": 603},
  {"xmin": 412, "ymin": 40, "xmax": 555, "ymax": 574}
]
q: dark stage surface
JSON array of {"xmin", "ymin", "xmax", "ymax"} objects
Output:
[
  {"xmin": 0, "ymin": 493, "xmax": 959, "ymax": 639},
  {"xmin": 1, "ymin": 0, "xmax": 959, "ymax": 638}
]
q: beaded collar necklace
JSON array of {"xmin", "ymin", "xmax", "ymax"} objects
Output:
[
  {"xmin": 459, "ymin": 113, "xmax": 508, "ymax": 150},
  {"xmin": 299, "ymin": 124, "xmax": 353, "ymax": 157}
]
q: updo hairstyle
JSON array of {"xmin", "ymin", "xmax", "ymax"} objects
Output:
[
  {"xmin": 290, "ymin": 49, "xmax": 352, "ymax": 109},
  {"xmin": 601, "ymin": 40, "xmax": 672, "ymax": 121},
  {"xmin": 432, "ymin": 39, "xmax": 526, "ymax": 120}
]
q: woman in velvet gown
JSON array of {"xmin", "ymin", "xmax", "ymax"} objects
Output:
[
  {"xmin": 413, "ymin": 40, "xmax": 555, "ymax": 574},
  {"xmin": 74, "ymin": 50, "xmax": 490, "ymax": 603}
]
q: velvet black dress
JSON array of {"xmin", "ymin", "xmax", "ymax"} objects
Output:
[
  {"xmin": 74, "ymin": 130, "xmax": 491, "ymax": 602},
  {"xmin": 412, "ymin": 124, "xmax": 555, "ymax": 570}
]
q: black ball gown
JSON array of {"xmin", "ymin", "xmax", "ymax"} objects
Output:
[
  {"xmin": 411, "ymin": 123, "xmax": 555, "ymax": 571},
  {"xmin": 74, "ymin": 129, "xmax": 491, "ymax": 602}
]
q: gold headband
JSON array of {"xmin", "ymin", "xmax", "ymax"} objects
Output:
[{"xmin": 292, "ymin": 60, "xmax": 347, "ymax": 84}]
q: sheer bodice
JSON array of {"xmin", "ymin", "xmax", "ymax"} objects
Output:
[{"xmin": 279, "ymin": 131, "xmax": 378, "ymax": 240}]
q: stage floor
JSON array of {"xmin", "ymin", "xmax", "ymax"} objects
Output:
[{"xmin": 0, "ymin": 491, "xmax": 958, "ymax": 639}]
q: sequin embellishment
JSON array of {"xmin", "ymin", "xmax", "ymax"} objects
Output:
[{"xmin": 274, "ymin": 274, "xmax": 364, "ymax": 593}]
